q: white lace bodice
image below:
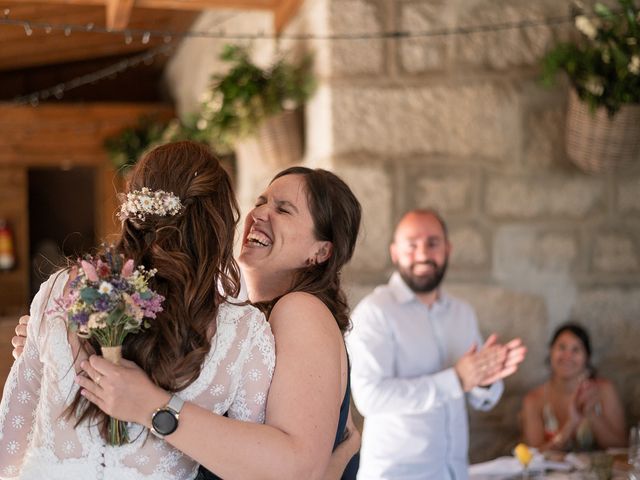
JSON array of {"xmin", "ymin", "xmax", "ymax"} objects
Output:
[{"xmin": 0, "ymin": 272, "xmax": 275, "ymax": 480}]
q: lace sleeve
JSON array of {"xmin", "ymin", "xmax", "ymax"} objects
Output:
[
  {"xmin": 226, "ymin": 309, "xmax": 275, "ymax": 423},
  {"xmin": 0, "ymin": 274, "xmax": 60, "ymax": 478}
]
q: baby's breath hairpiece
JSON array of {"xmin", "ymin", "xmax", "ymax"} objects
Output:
[{"xmin": 118, "ymin": 187, "xmax": 183, "ymax": 222}]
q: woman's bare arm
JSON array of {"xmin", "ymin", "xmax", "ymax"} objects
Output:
[
  {"xmin": 78, "ymin": 292, "xmax": 345, "ymax": 480},
  {"xmin": 583, "ymin": 379, "xmax": 627, "ymax": 448}
]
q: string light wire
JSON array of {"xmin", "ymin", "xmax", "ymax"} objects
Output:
[
  {"xmin": 0, "ymin": 12, "xmax": 577, "ymax": 42},
  {"xmin": 9, "ymin": 11, "xmax": 241, "ymax": 105},
  {"xmin": 4, "ymin": 9, "xmax": 584, "ymax": 105}
]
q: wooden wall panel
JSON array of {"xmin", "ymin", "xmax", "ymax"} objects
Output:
[
  {"xmin": 0, "ymin": 168, "xmax": 29, "ymax": 315},
  {"xmin": 0, "ymin": 102, "xmax": 174, "ymax": 310}
]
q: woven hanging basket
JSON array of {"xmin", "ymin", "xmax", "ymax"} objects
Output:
[
  {"xmin": 565, "ymin": 88, "xmax": 640, "ymax": 174},
  {"xmin": 234, "ymin": 109, "xmax": 303, "ymax": 168}
]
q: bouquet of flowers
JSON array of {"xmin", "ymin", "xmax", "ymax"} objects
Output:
[
  {"xmin": 541, "ymin": 0, "xmax": 640, "ymax": 116},
  {"xmin": 55, "ymin": 247, "xmax": 164, "ymax": 445}
]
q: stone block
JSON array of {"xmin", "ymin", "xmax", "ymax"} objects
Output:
[
  {"xmin": 398, "ymin": 1, "xmax": 450, "ymax": 73},
  {"xmin": 447, "ymin": 283, "xmax": 549, "ymax": 391},
  {"xmin": 592, "ymin": 233, "xmax": 640, "ymax": 273},
  {"xmin": 449, "ymin": 226, "xmax": 488, "ymax": 268},
  {"xmin": 618, "ymin": 177, "xmax": 640, "ymax": 214},
  {"xmin": 486, "ymin": 177, "xmax": 604, "ymax": 219},
  {"xmin": 327, "ymin": 0, "xmax": 385, "ymax": 76},
  {"xmin": 336, "ymin": 162, "xmax": 393, "ymax": 272},
  {"xmin": 571, "ymin": 287, "xmax": 640, "ymax": 359},
  {"xmin": 331, "ymin": 83, "xmax": 519, "ymax": 159},
  {"xmin": 493, "ymin": 226, "xmax": 579, "ymax": 324},
  {"xmin": 454, "ymin": 0, "xmax": 570, "ymax": 69},
  {"xmin": 523, "ymin": 106, "xmax": 566, "ymax": 170},
  {"xmin": 413, "ymin": 173, "xmax": 474, "ymax": 214}
]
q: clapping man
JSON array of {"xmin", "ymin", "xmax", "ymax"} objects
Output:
[{"xmin": 347, "ymin": 209, "xmax": 527, "ymax": 480}]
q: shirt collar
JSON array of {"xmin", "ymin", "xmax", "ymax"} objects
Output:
[{"xmin": 388, "ymin": 271, "xmax": 451, "ymax": 311}]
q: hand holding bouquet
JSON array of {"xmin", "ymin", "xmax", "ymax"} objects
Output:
[{"xmin": 55, "ymin": 247, "xmax": 164, "ymax": 445}]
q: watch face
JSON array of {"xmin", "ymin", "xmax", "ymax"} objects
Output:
[{"xmin": 152, "ymin": 409, "xmax": 177, "ymax": 436}]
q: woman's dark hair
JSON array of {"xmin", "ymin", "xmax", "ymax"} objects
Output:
[
  {"xmin": 67, "ymin": 141, "xmax": 240, "ymax": 438},
  {"xmin": 260, "ymin": 167, "xmax": 361, "ymax": 332},
  {"xmin": 549, "ymin": 322, "xmax": 595, "ymax": 376}
]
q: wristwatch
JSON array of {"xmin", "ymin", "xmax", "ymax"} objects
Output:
[{"xmin": 150, "ymin": 394, "xmax": 185, "ymax": 438}]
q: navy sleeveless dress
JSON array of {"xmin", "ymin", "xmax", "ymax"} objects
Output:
[{"xmin": 195, "ymin": 366, "xmax": 359, "ymax": 480}]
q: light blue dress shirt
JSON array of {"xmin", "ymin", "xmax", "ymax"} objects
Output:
[{"xmin": 347, "ymin": 272, "xmax": 503, "ymax": 480}]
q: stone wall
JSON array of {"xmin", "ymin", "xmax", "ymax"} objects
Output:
[{"xmin": 167, "ymin": 0, "xmax": 640, "ymax": 462}]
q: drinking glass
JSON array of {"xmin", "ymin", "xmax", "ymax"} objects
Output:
[{"xmin": 514, "ymin": 443, "xmax": 533, "ymax": 479}]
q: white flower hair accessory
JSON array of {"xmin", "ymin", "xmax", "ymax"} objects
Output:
[{"xmin": 118, "ymin": 187, "xmax": 183, "ymax": 222}]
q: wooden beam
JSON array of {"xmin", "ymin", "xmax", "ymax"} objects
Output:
[
  {"xmin": 273, "ymin": 0, "xmax": 302, "ymax": 33},
  {"xmin": 1, "ymin": 0, "xmax": 302, "ymax": 41},
  {"xmin": 2, "ymin": 0, "xmax": 276, "ymax": 10},
  {"xmin": 105, "ymin": 0, "xmax": 134, "ymax": 30},
  {"xmin": 136, "ymin": 0, "xmax": 275, "ymax": 9}
]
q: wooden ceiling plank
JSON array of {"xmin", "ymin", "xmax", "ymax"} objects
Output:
[
  {"xmin": 0, "ymin": 5, "xmax": 198, "ymax": 70},
  {"xmin": 105, "ymin": 0, "xmax": 134, "ymax": 30}
]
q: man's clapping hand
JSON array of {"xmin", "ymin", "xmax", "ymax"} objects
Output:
[{"xmin": 455, "ymin": 334, "xmax": 527, "ymax": 392}]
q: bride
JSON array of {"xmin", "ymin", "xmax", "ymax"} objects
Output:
[{"xmin": 0, "ymin": 141, "xmax": 275, "ymax": 479}]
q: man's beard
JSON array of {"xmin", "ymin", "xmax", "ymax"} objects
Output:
[{"xmin": 397, "ymin": 258, "xmax": 448, "ymax": 293}]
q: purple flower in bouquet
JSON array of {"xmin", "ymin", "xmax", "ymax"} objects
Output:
[{"xmin": 52, "ymin": 246, "xmax": 165, "ymax": 445}]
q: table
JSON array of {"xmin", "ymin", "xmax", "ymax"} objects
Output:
[{"xmin": 469, "ymin": 449, "xmax": 633, "ymax": 480}]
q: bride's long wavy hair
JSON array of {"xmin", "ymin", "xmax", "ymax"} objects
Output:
[{"xmin": 66, "ymin": 141, "xmax": 241, "ymax": 439}]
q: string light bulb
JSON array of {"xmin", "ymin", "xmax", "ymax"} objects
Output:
[
  {"xmin": 142, "ymin": 31, "xmax": 150, "ymax": 44},
  {"xmin": 23, "ymin": 22, "xmax": 32, "ymax": 36}
]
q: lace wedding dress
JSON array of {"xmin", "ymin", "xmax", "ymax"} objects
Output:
[{"xmin": 0, "ymin": 272, "xmax": 276, "ymax": 480}]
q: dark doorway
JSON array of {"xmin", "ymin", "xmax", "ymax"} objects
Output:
[{"xmin": 28, "ymin": 167, "xmax": 96, "ymax": 298}]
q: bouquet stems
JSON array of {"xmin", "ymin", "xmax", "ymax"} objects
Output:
[{"xmin": 101, "ymin": 345, "xmax": 129, "ymax": 445}]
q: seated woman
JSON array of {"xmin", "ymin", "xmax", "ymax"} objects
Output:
[{"xmin": 521, "ymin": 322, "xmax": 627, "ymax": 451}]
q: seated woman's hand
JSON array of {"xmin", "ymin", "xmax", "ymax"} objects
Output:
[
  {"xmin": 76, "ymin": 355, "xmax": 170, "ymax": 428},
  {"xmin": 576, "ymin": 379, "xmax": 600, "ymax": 416}
]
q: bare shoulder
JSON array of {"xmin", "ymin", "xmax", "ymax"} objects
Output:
[{"xmin": 269, "ymin": 291, "xmax": 340, "ymax": 338}]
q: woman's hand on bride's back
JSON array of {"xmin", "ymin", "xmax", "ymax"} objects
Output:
[
  {"xmin": 11, "ymin": 315, "xmax": 29, "ymax": 359},
  {"xmin": 76, "ymin": 355, "xmax": 170, "ymax": 427}
]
